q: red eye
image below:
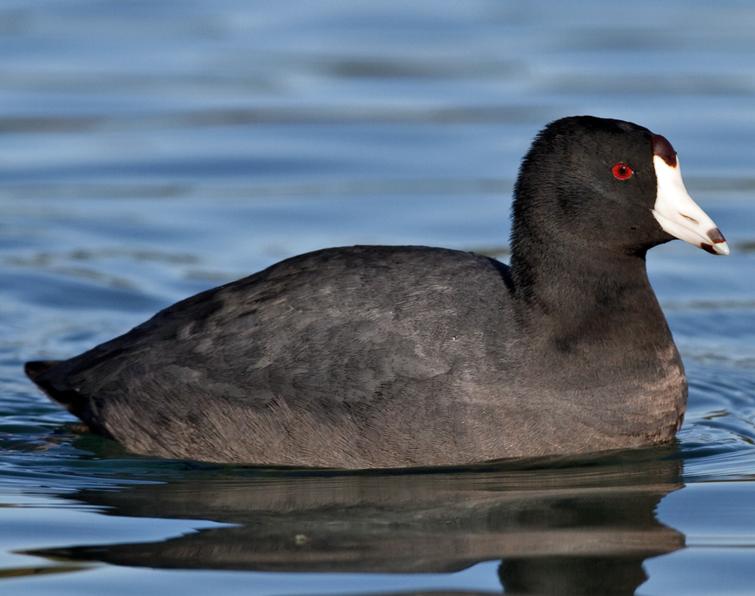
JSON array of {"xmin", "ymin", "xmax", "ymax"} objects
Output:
[{"xmin": 612, "ymin": 162, "xmax": 634, "ymax": 181}]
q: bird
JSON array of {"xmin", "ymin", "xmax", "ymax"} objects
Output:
[{"xmin": 25, "ymin": 116, "xmax": 730, "ymax": 469}]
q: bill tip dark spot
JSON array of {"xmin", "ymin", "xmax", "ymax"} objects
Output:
[{"xmin": 707, "ymin": 227, "xmax": 727, "ymax": 244}]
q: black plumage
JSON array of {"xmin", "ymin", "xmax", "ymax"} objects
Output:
[{"xmin": 26, "ymin": 116, "xmax": 689, "ymax": 468}]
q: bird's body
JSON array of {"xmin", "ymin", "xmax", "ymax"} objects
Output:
[
  {"xmin": 25, "ymin": 116, "xmax": 728, "ymax": 468},
  {"xmin": 26, "ymin": 244, "xmax": 685, "ymax": 467}
]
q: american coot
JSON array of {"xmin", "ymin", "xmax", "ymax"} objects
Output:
[{"xmin": 25, "ymin": 116, "xmax": 729, "ymax": 469}]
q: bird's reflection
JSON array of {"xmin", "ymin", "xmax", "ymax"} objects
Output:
[{"xmin": 30, "ymin": 448, "xmax": 684, "ymax": 595}]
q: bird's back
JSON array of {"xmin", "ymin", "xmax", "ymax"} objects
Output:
[{"xmin": 29, "ymin": 246, "xmax": 519, "ymax": 467}]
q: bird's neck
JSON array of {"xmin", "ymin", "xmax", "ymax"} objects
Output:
[
  {"xmin": 507, "ymin": 232, "xmax": 686, "ymax": 443},
  {"xmin": 508, "ymin": 232, "xmax": 674, "ymax": 358}
]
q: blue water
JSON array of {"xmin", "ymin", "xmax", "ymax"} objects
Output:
[{"xmin": 1, "ymin": 1, "xmax": 754, "ymax": 594}]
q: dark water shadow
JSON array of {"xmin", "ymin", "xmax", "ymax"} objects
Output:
[{"xmin": 27, "ymin": 448, "xmax": 685, "ymax": 595}]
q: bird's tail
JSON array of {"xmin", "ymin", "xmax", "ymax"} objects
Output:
[
  {"xmin": 25, "ymin": 360, "xmax": 84, "ymax": 413},
  {"xmin": 24, "ymin": 360, "xmax": 61, "ymax": 389}
]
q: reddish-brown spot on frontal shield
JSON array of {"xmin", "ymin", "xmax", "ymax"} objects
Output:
[{"xmin": 652, "ymin": 134, "xmax": 677, "ymax": 167}]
